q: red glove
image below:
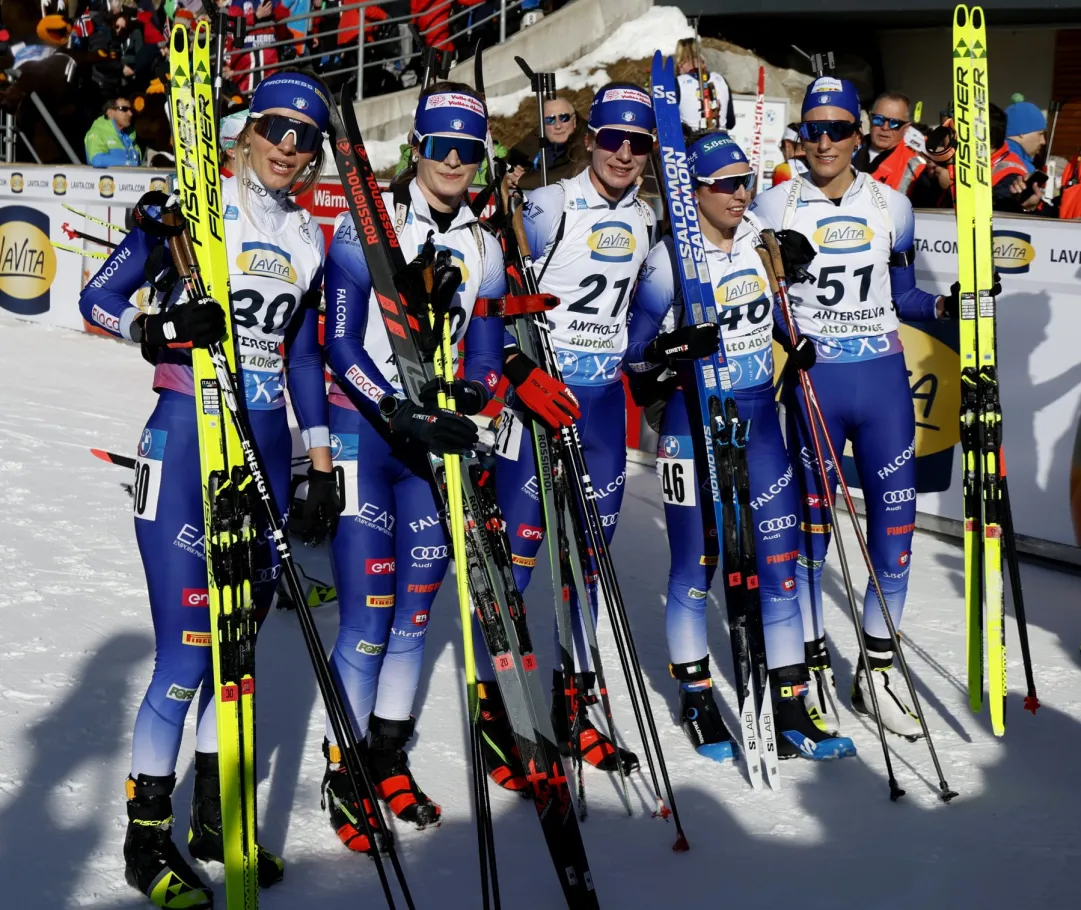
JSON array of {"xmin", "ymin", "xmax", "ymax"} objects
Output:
[{"xmin": 504, "ymin": 351, "xmax": 581, "ymax": 430}]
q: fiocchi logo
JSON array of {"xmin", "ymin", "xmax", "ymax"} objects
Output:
[{"xmin": 0, "ymin": 205, "xmax": 56, "ymax": 315}]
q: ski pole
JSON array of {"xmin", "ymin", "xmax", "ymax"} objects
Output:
[
  {"xmin": 998, "ymin": 451, "xmax": 1039, "ymax": 713},
  {"xmin": 759, "ymin": 231, "xmax": 958, "ymax": 804},
  {"xmin": 515, "ymin": 56, "xmax": 555, "ymax": 187}
]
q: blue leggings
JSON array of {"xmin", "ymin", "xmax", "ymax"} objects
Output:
[
  {"xmin": 783, "ymin": 353, "xmax": 917, "ymax": 644},
  {"xmin": 492, "ymin": 380, "xmax": 627, "ymax": 678},
  {"xmin": 327, "ymin": 403, "xmax": 449, "ymax": 741},
  {"xmin": 131, "ymin": 390, "xmax": 291, "ymax": 778},
  {"xmin": 660, "ymin": 383, "xmax": 804, "ymax": 671}
]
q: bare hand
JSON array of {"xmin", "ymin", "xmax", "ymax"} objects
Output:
[
  {"xmin": 123, "ymin": 65, "xmax": 134, "ymax": 77},
  {"xmin": 256, "ymin": 0, "xmax": 272, "ymax": 17}
]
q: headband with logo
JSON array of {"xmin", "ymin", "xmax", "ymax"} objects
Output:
[
  {"xmin": 801, "ymin": 76, "xmax": 861, "ymax": 122},
  {"xmin": 588, "ymin": 85, "xmax": 656, "ymax": 131},
  {"xmin": 413, "ymin": 91, "xmax": 488, "ymax": 142},
  {"xmin": 250, "ymin": 73, "xmax": 331, "ymax": 132},
  {"xmin": 687, "ymin": 131, "xmax": 750, "ymax": 178}
]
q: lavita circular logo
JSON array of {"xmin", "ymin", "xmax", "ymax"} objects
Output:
[{"xmin": 0, "ymin": 205, "xmax": 56, "ymax": 315}]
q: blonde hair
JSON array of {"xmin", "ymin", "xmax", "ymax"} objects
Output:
[{"xmin": 675, "ymin": 38, "xmax": 701, "ymax": 73}]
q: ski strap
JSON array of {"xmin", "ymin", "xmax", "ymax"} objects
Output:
[{"xmin": 473, "ymin": 293, "xmax": 558, "ymax": 318}]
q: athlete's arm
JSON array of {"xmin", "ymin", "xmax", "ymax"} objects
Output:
[
  {"xmin": 889, "ymin": 193, "xmax": 939, "ymax": 321},
  {"xmin": 323, "ymin": 222, "xmax": 397, "ymax": 421},
  {"xmin": 521, "ymin": 184, "xmax": 565, "ymax": 262},
  {"xmin": 78, "ymin": 225, "xmax": 159, "ymax": 340},
  {"xmin": 463, "ymin": 231, "xmax": 507, "ymax": 393},
  {"xmin": 283, "ymin": 262, "xmax": 331, "ymax": 454},
  {"xmin": 625, "ymin": 239, "xmax": 676, "ymax": 371}
]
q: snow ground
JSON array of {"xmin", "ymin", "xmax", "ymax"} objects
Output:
[{"xmin": 1, "ymin": 313, "xmax": 1080, "ymax": 910}]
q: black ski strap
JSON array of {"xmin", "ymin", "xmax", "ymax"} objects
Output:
[
  {"xmin": 132, "ymin": 191, "xmax": 187, "ymax": 239},
  {"xmin": 534, "ymin": 210, "xmax": 566, "ymax": 287}
]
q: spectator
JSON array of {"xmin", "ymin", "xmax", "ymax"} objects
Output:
[
  {"xmin": 674, "ymin": 37, "xmax": 734, "ymax": 132},
  {"xmin": 909, "ymin": 119, "xmax": 955, "ymax": 209},
  {"xmin": 855, "ymin": 91, "xmax": 925, "ymax": 195},
  {"xmin": 770, "ymin": 123, "xmax": 808, "ymax": 186},
  {"xmin": 504, "ymin": 92, "xmax": 585, "ymax": 190},
  {"xmin": 84, "ymin": 96, "xmax": 142, "ymax": 166},
  {"xmin": 228, "ymin": 0, "xmax": 292, "ymax": 93},
  {"xmin": 412, "ymin": 0, "xmax": 453, "ymax": 53},
  {"xmin": 456, "ymin": 0, "xmax": 495, "ymax": 60},
  {"xmin": 1004, "ymin": 99, "xmax": 1046, "ymax": 175},
  {"xmin": 993, "ymin": 102, "xmax": 1052, "ymax": 216}
]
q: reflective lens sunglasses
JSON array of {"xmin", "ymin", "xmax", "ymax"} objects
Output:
[
  {"xmin": 591, "ymin": 127, "xmax": 655, "ymax": 156},
  {"xmin": 544, "ymin": 112, "xmax": 575, "ymax": 125},
  {"xmin": 251, "ymin": 113, "xmax": 324, "ymax": 153},
  {"xmin": 696, "ymin": 171, "xmax": 755, "ymax": 194},
  {"xmin": 870, "ymin": 113, "xmax": 906, "ymax": 131},
  {"xmin": 417, "ymin": 133, "xmax": 487, "ymax": 165},
  {"xmin": 798, "ymin": 120, "xmax": 860, "ymax": 143},
  {"xmin": 113, "ymin": 105, "xmax": 133, "ymax": 113}
]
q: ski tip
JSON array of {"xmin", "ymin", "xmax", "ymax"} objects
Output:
[
  {"xmin": 1024, "ymin": 694, "xmax": 1041, "ymax": 715},
  {"xmin": 672, "ymin": 832, "xmax": 690, "ymax": 853},
  {"xmin": 89, "ymin": 447, "xmax": 111, "ymax": 463},
  {"xmin": 954, "ymin": 4, "xmax": 968, "ymax": 29}
]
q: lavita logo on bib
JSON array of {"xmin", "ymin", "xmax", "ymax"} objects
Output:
[
  {"xmin": 236, "ymin": 241, "xmax": 298, "ymax": 283},
  {"xmin": 813, "ymin": 216, "xmax": 874, "ymax": 254},
  {"xmin": 716, "ymin": 267, "xmax": 767, "ymax": 307},
  {"xmin": 587, "ymin": 220, "xmax": 635, "ymax": 262},
  {"xmin": 0, "ymin": 205, "xmax": 56, "ymax": 315}
]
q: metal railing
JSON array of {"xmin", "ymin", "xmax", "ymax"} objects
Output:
[{"xmin": 224, "ymin": 0, "xmax": 531, "ymax": 101}]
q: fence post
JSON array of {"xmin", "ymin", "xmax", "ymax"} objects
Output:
[
  {"xmin": 355, "ymin": 5, "xmax": 366, "ymax": 102},
  {"xmin": 499, "ymin": 0, "xmax": 507, "ymax": 43}
]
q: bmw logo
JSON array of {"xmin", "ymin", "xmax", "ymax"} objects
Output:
[
  {"xmin": 621, "ymin": 111, "xmax": 635, "ymax": 122},
  {"xmin": 662, "ymin": 436, "xmax": 681, "ymax": 458},
  {"xmin": 451, "ymin": 118, "xmax": 464, "ymax": 131},
  {"xmin": 293, "ymin": 97, "xmax": 309, "ymax": 110},
  {"xmin": 819, "ymin": 94, "xmax": 830, "ymax": 104},
  {"xmin": 330, "ymin": 434, "xmax": 343, "ymax": 460},
  {"xmin": 556, "ymin": 350, "xmax": 579, "ymax": 376},
  {"xmin": 815, "ymin": 339, "xmax": 843, "ymax": 361},
  {"xmin": 138, "ymin": 429, "xmax": 153, "ymax": 457}
]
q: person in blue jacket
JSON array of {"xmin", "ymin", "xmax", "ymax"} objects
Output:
[{"xmin": 80, "ymin": 72, "xmax": 340, "ymax": 910}]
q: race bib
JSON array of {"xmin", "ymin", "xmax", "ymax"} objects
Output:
[
  {"xmin": 656, "ymin": 433, "xmax": 696, "ymax": 508},
  {"xmin": 330, "ymin": 433, "xmax": 359, "ymax": 517},
  {"xmin": 133, "ymin": 428, "xmax": 166, "ymax": 521}
]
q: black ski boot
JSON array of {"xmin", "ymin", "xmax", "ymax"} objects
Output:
[
  {"xmin": 771, "ymin": 665, "xmax": 857, "ymax": 761},
  {"xmin": 187, "ymin": 751, "xmax": 284, "ymax": 888},
  {"xmin": 551, "ymin": 670, "xmax": 639, "ymax": 774},
  {"xmin": 321, "ymin": 739, "xmax": 381, "ymax": 854},
  {"xmin": 804, "ymin": 636, "xmax": 842, "ymax": 736},
  {"xmin": 671, "ymin": 657, "xmax": 737, "ymax": 764},
  {"xmin": 123, "ymin": 773, "xmax": 213, "ymax": 910},
  {"xmin": 368, "ymin": 715, "xmax": 441, "ymax": 829},
  {"xmin": 477, "ymin": 681, "xmax": 529, "ymax": 796}
]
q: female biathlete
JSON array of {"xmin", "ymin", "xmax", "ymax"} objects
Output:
[
  {"xmin": 627, "ymin": 132, "xmax": 855, "ymax": 763},
  {"xmin": 492, "ymin": 83, "xmax": 659, "ymax": 776},
  {"xmin": 321, "ymin": 82, "xmax": 507, "ymax": 848},
  {"xmin": 80, "ymin": 72, "xmax": 339, "ymax": 909},
  {"xmin": 751, "ymin": 77, "xmax": 946, "ymax": 739}
]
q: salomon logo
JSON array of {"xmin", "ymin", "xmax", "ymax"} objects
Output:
[{"xmin": 883, "ymin": 488, "xmax": 916, "ymax": 504}]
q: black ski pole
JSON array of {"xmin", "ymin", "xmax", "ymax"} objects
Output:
[{"xmin": 515, "ymin": 56, "xmax": 555, "ymax": 186}]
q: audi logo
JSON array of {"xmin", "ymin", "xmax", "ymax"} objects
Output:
[
  {"xmin": 883, "ymin": 488, "xmax": 916, "ymax": 504},
  {"xmin": 758, "ymin": 514, "xmax": 797, "ymax": 533},
  {"xmin": 411, "ymin": 546, "xmax": 449, "ymax": 559}
]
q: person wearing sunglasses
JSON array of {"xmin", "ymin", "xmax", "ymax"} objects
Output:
[
  {"xmin": 84, "ymin": 96, "xmax": 142, "ymax": 167},
  {"xmin": 751, "ymin": 76, "xmax": 946, "ymax": 743},
  {"xmin": 322, "ymin": 81, "xmax": 512, "ymax": 842},
  {"xmin": 854, "ymin": 91, "xmax": 926, "ymax": 197},
  {"xmin": 493, "ymin": 82, "xmax": 659, "ymax": 778},
  {"xmin": 627, "ymin": 132, "xmax": 856, "ymax": 766},
  {"xmin": 505, "ymin": 93, "xmax": 586, "ymax": 191},
  {"xmin": 79, "ymin": 70, "xmax": 337, "ymax": 910}
]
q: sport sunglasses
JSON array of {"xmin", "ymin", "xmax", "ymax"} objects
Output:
[
  {"xmin": 696, "ymin": 171, "xmax": 755, "ymax": 194},
  {"xmin": 417, "ymin": 133, "xmax": 487, "ymax": 165},
  {"xmin": 251, "ymin": 113, "xmax": 324, "ymax": 153},
  {"xmin": 870, "ymin": 113, "xmax": 907, "ymax": 130},
  {"xmin": 591, "ymin": 127, "xmax": 655, "ymax": 156},
  {"xmin": 798, "ymin": 120, "xmax": 861, "ymax": 143},
  {"xmin": 544, "ymin": 112, "xmax": 575, "ymax": 125}
]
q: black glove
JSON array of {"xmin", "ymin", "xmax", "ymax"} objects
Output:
[
  {"xmin": 644, "ymin": 323, "xmax": 720, "ymax": 368},
  {"xmin": 386, "ymin": 399, "xmax": 478, "ymax": 455},
  {"xmin": 775, "ymin": 229, "xmax": 816, "ymax": 283},
  {"xmin": 294, "ymin": 467, "xmax": 343, "ymax": 546},
  {"xmin": 418, "ymin": 378, "xmax": 489, "ymax": 416},
  {"xmin": 137, "ymin": 297, "xmax": 226, "ymax": 348},
  {"xmin": 939, "ymin": 274, "xmax": 1002, "ymax": 320},
  {"xmin": 774, "ymin": 324, "xmax": 817, "ymax": 371}
]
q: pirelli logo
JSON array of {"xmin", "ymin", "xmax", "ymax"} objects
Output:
[
  {"xmin": 366, "ymin": 594, "xmax": 395, "ymax": 607},
  {"xmin": 512, "ymin": 554, "xmax": 537, "ymax": 568},
  {"xmin": 182, "ymin": 630, "xmax": 212, "ymax": 647}
]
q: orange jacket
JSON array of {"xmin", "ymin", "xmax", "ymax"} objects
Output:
[
  {"xmin": 869, "ymin": 142, "xmax": 925, "ymax": 196},
  {"xmin": 412, "ymin": 0, "xmax": 453, "ymax": 51},
  {"xmin": 338, "ymin": 2, "xmax": 388, "ymax": 46},
  {"xmin": 991, "ymin": 144, "xmax": 1029, "ymax": 187}
]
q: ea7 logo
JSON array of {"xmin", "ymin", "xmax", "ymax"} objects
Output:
[
  {"xmin": 517, "ymin": 524, "xmax": 545, "ymax": 541},
  {"xmin": 182, "ymin": 588, "xmax": 209, "ymax": 608},
  {"xmin": 365, "ymin": 558, "xmax": 396, "ymax": 574}
]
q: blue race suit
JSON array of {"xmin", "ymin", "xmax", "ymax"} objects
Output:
[{"xmin": 79, "ymin": 175, "xmax": 329, "ymax": 777}]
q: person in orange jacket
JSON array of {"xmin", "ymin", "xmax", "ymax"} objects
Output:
[
  {"xmin": 412, "ymin": 0, "xmax": 454, "ymax": 52},
  {"xmin": 854, "ymin": 91, "xmax": 925, "ymax": 196}
]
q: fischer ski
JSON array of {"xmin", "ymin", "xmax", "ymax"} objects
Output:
[
  {"xmin": 652, "ymin": 51, "xmax": 778, "ymax": 790},
  {"xmin": 327, "ymin": 86, "xmax": 599, "ymax": 910}
]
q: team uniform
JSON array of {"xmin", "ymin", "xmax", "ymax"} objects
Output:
[
  {"xmin": 322, "ymin": 89, "xmax": 506, "ymax": 843},
  {"xmin": 628, "ymin": 132, "xmax": 855, "ymax": 762},
  {"xmin": 677, "ymin": 70, "xmax": 736, "ymax": 132},
  {"xmin": 752, "ymin": 138, "xmax": 939, "ymax": 739}
]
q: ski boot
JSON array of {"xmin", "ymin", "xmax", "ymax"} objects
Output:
[
  {"xmin": 123, "ymin": 773, "xmax": 213, "ymax": 910},
  {"xmin": 851, "ymin": 639, "xmax": 924, "ymax": 741},
  {"xmin": 551, "ymin": 670, "xmax": 639, "ymax": 774},
  {"xmin": 671, "ymin": 657, "xmax": 737, "ymax": 763},
  {"xmin": 477, "ymin": 681, "xmax": 529, "ymax": 796},
  {"xmin": 368, "ymin": 715, "xmax": 441, "ymax": 829},
  {"xmin": 187, "ymin": 751, "xmax": 284, "ymax": 888},
  {"xmin": 321, "ymin": 739, "xmax": 381, "ymax": 854},
  {"xmin": 804, "ymin": 636, "xmax": 842, "ymax": 736},
  {"xmin": 772, "ymin": 665, "xmax": 857, "ymax": 760}
]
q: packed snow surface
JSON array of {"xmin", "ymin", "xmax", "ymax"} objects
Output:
[{"xmin": 1, "ymin": 314, "xmax": 1080, "ymax": 910}]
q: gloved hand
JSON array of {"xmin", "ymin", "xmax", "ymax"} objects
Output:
[
  {"xmin": 294, "ymin": 467, "xmax": 343, "ymax": 546},
  {"xmin": 418, "ymin": 377, "xmax": 489, "ymax": 416},
  {"xmin": 774, "ymin": 328, "xmax": 817, "ymax": 372},
  {"xmin": 504, "ymin": 350, "xmax": 581, "ymax": 430},
  {"xmin": 644, "ymin": 323, "xmax": 720, "ymax": 368},
  {"xmin": 386, "ymin": 399, "xmax": 478, "ymax": 455},
  {"xmin": 137, "ymin": 297, "xmax": 226, "ymax": 348},
  {"xmin": 939, "ymin": 273, "xmax": 1002, "ymax": 319},
  {"xmin": 775, "ymin": 229, "xmax": 816, "ymax": 283}
]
